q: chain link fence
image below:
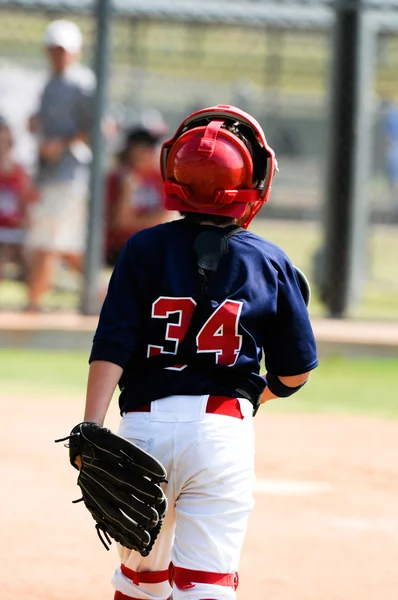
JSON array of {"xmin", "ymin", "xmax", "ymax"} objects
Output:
[{"xmin": 0, "ymin": 0, "xmax": 397, "ymax": 319}]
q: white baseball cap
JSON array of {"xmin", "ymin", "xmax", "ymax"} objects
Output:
[{"xmin": 44, "ymin": 20, "xmax": 83, "ymax": 53}]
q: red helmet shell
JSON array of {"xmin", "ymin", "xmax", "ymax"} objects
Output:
[
  {"xmin": 161, "ymin": 105, "xmax": 276, "ymax": 228},
  {"xmin": 166, "ymin": 124, "xmax": 253, "ymax": 211}
]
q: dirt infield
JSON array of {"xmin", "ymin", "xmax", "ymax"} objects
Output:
[{"xmin": 1, "ymin": 394, "xmax": 398, "ymax": 600}]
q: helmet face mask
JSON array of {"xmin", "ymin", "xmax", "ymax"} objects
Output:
[{"xmin": 160, "ymin": 105, "xmax": 277, "ymax": 228}]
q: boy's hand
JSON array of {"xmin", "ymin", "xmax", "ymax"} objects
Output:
[{"xmin": 73, "ymin": 455, "xmax": 83, "ymax": 470}]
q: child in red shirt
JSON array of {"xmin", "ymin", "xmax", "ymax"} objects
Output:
[
  {"xmin": 105, "ymin": 126, "xmax": 170, "ymax": 266},
  {"xmin": 0, "ymin": 117, "xmax": 36, "ymax": 281}
]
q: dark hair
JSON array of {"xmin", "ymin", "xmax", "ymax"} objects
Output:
[
  {"xmin": 180, "ymin": 212, "xmax": 236, "ymax": 226},
  {"xmin": 117, "ymin": 127, "xmax": 160, "ymax": 165},
  {"xmin": 125, "ymin": 127, "xmax": 160, "ymax": 148}
]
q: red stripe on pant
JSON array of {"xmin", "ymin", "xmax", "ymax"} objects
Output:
[
  {"xmin": 120, "ymin": 563, "xmax": 169, "ymax": 585},
  {"xmin": 170, "ymin": 563, "xmax": 239, "ymax": 591}
]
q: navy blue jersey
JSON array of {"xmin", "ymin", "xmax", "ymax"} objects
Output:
[{"xmin": 90, "ymin": 219, "xmax": 318, "ymax": 413}]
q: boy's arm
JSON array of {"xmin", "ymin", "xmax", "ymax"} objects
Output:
[
  {"xmin": 84, "ymin": 239, "xmax": 145, "ymax": 425},
  {"xmin": 84, "ymin": 360, "xmax": 123, "ymax": 426}
]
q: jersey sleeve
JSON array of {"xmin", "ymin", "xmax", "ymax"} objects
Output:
[
  {"xmin": 89, "ymin": 237, "xmax": 144, "ymax": 368},
  {"xmin": 263, "ymin": 258, "xmax": 318, "ymax": 376}
]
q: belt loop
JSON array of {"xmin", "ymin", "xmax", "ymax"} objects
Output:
[
  {"xmin": 149, "ymin": 399, "xmax": 156, "ymax": 421},
  {"xmin": 201, "ymin": 394, "xmax": 209, "ymax": 420}
]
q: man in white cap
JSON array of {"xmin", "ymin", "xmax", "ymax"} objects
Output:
[{"xmin": 26, "ymin": 20, "xmax": 95, "ymax": 311}]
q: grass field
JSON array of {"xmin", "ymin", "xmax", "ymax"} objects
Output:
[{"xmin": 1, "ymin": 349, "xmax": 397, "ymax": 419}]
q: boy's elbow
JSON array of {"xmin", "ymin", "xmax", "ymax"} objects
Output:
[{"xmin": 278, "ymin": 371, "xmax": 311, "ymax": 388}]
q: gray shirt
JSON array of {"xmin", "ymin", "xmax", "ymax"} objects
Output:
[{"xmin": 36, "ymin": 64, "xmax": 95, "ymax": 184}]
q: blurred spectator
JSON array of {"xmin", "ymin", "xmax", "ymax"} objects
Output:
[
  {"xmin": 105, "ymin": 123, "xmax": 169, "ymax": 266},
  {"xmin": 0, "ymin": 116, "xmax": 36, "ymax": 283},
  {"xmin": 383, "ymin": 100, "xmax": 398, "ymax": 211},
  {"xmin": 25, "ymin": 20, "xmax": 95, "ymax": 311}
]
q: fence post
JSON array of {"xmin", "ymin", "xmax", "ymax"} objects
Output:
[
  {"xmin": 323, "ymin": 0, "xmax": 376, "ymax": 317},
  {"xmin": 81, "ymin": 0, "xmax": 111, "ymax": 315}
]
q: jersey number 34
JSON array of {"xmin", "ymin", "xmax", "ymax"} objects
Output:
[{"xmin": 147, "ymin": 296, "xmax": 243, "ymax": 368}]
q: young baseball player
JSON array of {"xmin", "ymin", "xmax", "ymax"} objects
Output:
[
  {"xmin": 83, "ymin": 105, "xmax": 318, "ymax": 600},
  {"xmin": 105, "ymin": 124, "xmax": 168, "ymax": 267}
]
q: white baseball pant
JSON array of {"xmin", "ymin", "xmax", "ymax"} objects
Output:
[{"xmin": 112, "ymin": 394, "xmax": 255, "ymax": 600}]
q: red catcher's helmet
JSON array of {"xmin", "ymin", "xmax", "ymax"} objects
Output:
[{"xmin": 160, "ymin": 105, "xmax": 277, "ymax": 228}]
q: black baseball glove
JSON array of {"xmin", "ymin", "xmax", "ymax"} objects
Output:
[{"xmin": 55, "ymin": 422, "xmax": 167, "ymax": 556}]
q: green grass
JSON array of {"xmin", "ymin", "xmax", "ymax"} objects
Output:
[
  {"xmin": 0, "ymin": 348, "xmax": 89, "ymax": 395},
  {"xmin": 264, "ymin": 356, "xmax": 398, "ymax": 419},
  {"xmin": 1, "ymin": 350, "xmax": 398, "ymax": 419}
]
